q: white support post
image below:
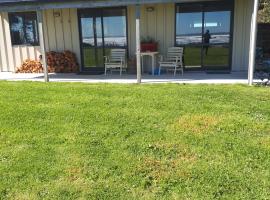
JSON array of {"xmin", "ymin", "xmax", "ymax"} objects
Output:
[
  {"xmin": 248, "ymin": 0, "xmax": 259, "ymax": 86},
  {"xmin": 136, "ymin": 5, "xmax": 141, "ymax": 84},
  {"xmin": 37, "ymin": 10, "xmax": 49, "ymax": 82}
]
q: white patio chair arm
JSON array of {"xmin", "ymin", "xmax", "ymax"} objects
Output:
[
  {"xmin": 120, "ymin": 57, "xmax": 124, "ymax": 64},
  {"xmin": 159, "ymin": 55, "xmax": 164, "ymax": 62},
  {"xmin": 104, "ymin": 56, "xmax": 109, "ymax": 62}
]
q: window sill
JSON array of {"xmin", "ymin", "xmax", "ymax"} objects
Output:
[{"xmin": 12, "ymin": 44, "xmax": 40, "ymax": 47}]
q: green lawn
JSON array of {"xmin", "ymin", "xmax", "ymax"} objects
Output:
[
  {"xmin": 0, "ymin": 82, "xmax": 269, "ymax": 199},
  {"xmin": 184, "ymin": 46, "xmax": 229, "ymax": 68},
  {"xmin": 82, "ymin": 47, "xmax": 112, "ymax": 68}
]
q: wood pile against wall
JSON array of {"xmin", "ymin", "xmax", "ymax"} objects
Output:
[
  {"xmin": 47, "ymin": 51, "xmax": 79, "ymax": 73},
  {"xmin": 16, "ymin": 51, "xmax": 79, "ymax": 73},
  {"xmin": 16, "ymin": 60, "xmax": 43, "ymax": 73}
]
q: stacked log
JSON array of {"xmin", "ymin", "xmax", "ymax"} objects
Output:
[
  {"xmin": 47, "ymin": 51, "xmax": 79, "ymax": 73},
  {"xmin": 16, "ymin": 50, "xmax": 79, "ymax": 73},
  {"xmin": 16, "ymin": 59, "xmax": 43, "ymax": 73}
]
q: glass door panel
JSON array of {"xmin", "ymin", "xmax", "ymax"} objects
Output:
[
  {"xmin": 95, "ymin": 16, "xmax": 104, "ymax": 68},
  {"xmin": 184, "ymin": 46, "xmax": 202, "ymax": 69},
  {"xmin": 176, "ymin": 12, "xmax": 202, "ymax": 46},
  {"xmin": 80, "ymin": 15, "xmax": 96, "ymax": 69},
  {"xmin": 79, "ymin": 8, "xmax": 127, "ymax": 73},
  {"xmin": 202, "ymin": 45, "xmax": 230, "ymax": 68},
  {"xmin": 175, "ymin": 2, "xmax": 233, "ymax": 71},
  {"xmin": 202, "ymin": 11, "xmax": 231, "ymax": 69},
  {"xmin": 176, "ymin": 5, "xmax": 203, "ymax": 70},
  {"xmin": 103, "ymin": 8, "xmax": 127, "ymax": 48}
]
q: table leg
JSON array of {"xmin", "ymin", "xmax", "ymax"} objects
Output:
[
  {"xmin": 141, "ymin": 55, "xmax": 144, "ymax": 74},
  {"xmin": 152, "ymin": 55, "xmax": 155, "ymax": 75}
]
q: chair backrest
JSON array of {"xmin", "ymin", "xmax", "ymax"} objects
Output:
[
  {"xmin": 166, "ymin": 47, "xmax": 183, "ymax": 63},
  {"xmin": 110, "ymin": 49, "xmax": 126, "ymax": 62}
]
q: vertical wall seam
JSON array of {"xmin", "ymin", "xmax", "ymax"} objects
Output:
[
  {"xmin": 163, "ymin": 5, "xmax": 166, "ymax": 53},
  {"xmin": 1, "ymin": 13, "xmax": 9, "ymax": 71},
  {"xmin": 34, "ymin": 46, "xmax": 37, "ymax": 60},
  {"xmin": 61, "ymin": 9, "xmax": 66, "ymax": 50},
  {"xmin": 242, "ymin": 0, "xmax": 248, "ymax": 68},
  {"xmin": 69, "ymin": 9, "xmax": 74, "ymax": 51},
  {"xmin": 155, "ymin": 5, "xmax": 157, "ymax": 40},
  {"xmin": 0, "ymin": 14, "xmax": 6, "ymax": 71},
  {"xmin": 3, "ymin": 12, "xmax": 14, "ymax": 71},
  {"xmin": 26, "ymin": 47, "xmax": 30, "ymax": 61},
  {"xmin": 52, "ymin": 9, "xmax": 58, "ymax": 51},
  {"xmin": 44, "ymin": 10, "xmax": 50, "ymax": 52},
  {"xmin": 19, "ymin": 47, "xmax": 23, "ymax": 65},
  {"xmin": 0, "ymin": 14, "xmax": 2, "ymax": 71},
  {"xmin": 12, "ymin": 47, "xmax": 16, "ymax": 69}
]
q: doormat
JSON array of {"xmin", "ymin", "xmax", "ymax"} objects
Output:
[{"xmin": 77, "ymin": 71, "xmax": 104, "ymax": 75}]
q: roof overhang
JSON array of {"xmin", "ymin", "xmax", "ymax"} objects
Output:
[{"xmin": 0, "ymin": 0, "xmax": 217, "ymax": 12}]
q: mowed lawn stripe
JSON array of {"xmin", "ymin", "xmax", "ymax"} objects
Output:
[{"xmin": 0, "ymin": 82, "xmax": 269, "ymax": 199}]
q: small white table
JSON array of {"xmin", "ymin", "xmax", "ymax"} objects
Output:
[{"xmin": 140, "ymin": 51, "xmax": 159, "ymax": 75}]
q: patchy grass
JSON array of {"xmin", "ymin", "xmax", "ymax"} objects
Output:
[{"xmin": 0, "ymin": 82, "xmax": 269, "ymax": 199}]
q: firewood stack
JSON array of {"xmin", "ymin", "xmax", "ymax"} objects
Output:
[
  {"xmin": 16, "ymin": 50, "xmax": 79, "ymax": 73},
  {"xmin": 16, "ymin": 59, "xmax": 43, "ymax": 73},
  {"xmin": 47, "ymin": 51, "xmax": 79, "ymax": 73}
]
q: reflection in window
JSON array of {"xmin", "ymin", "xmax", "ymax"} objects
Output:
[
  {"xmin": 81, "ymin": 17, "xmax": 94, "ymax": 46},
  {"xmin": 204, "ymin": 11, "xmax": 231, "ymax": 44},
  {"xmin": 96, "ymin": 17, "xmax": 103, "ymax": 47},
  {"xmin": 9, "ymin": 12, "xmax": 39, "ymax": 45},
  {"xmin": 176, "ymin": 12, "xmax": 203, "ymax": 45},
  {"xmin": 103, "ymin": 8, "xmax": 127, "ymax": 47},
  {"xmin": 176, "ymin": 6, "xmax": 231, "ymax": 45}
]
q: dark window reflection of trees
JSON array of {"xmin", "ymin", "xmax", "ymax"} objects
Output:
[{"xmin": 9, "ymin": 12, "xmax": 39, "ymax": 45}]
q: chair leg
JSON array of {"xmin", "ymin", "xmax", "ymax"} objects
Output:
[
  {"xmin": 120, "ymin": 67, "xmax": 122, "ymax": 76},
  {"xmin": 181, "ymin": 68, "xmax": 184, "ymax": 76},
  {"xmin": 174, "ymin": 66, "xmax": 177, "ymax": 76},
  {"xmin": 105, "ymin": 67, "xmax": 107, "ymax": 76},
  {"xmin": 159, "ymin": 67, "xmax": 161, "ymax": 75}
]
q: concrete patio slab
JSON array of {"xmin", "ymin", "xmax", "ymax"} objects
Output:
[{"xmin": 0, "ymin": 71, "xmax": 259, "ymax": 84}]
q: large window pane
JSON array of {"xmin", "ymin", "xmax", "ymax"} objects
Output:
[
  {"xmin": 9, "ymin": 12, "xmax": 39, "ymax": 45},
  {"xmin": 80, "ymin": 15, "xmax": 95, "ymax": 68},
  {"xmin": 83, "ymin": 47, "xmax": 96, "ymax": 67},
  {"xmin": 184, "ymin": 46, "xmax": 202, "ymax": 68},
  {"xmin": 103, "ymin": 8, "xmax": 127, "ymax": 47},
  {"xmin": 78, "ymin": 7, "xmax": 127, "ymax": 72},
  {"xmin": 96, "ymin": 17, "xmax": 103, "ymax": 47},
  {"xmin": 176, "ymin": 12, "xmax": 202, "ymax": 45},
  {"xmin": 176, "ymin": 2, "xmax": 233, "ymax": 70},
  {"xmin": 203, "ymin": 45, "xmax": 230, "ymax": 67},
  {"xmin": 203, "ymin": 11, "xmax": 231, "ymax": 44},
  {"xmin": 80, "ymin": 16, "xmax": 94, "ymax": 47}
]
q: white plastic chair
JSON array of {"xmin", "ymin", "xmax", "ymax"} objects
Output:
[
  {"xmin": 159, "ymin": 47, "xmax": 184, "ymax": 76},
  {"xmin": 104, "ymin": 49, "xmax": 127, "ymax": 76}
]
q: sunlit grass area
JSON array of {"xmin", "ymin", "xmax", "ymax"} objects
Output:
[
  {"xmin": 0, "ymin": 82, "xmax": 269, "ymax": 199},
  {"xmin": 184, "ymin": 46, "xmax": 229, "ymax": 68},
  {"xmin": 82, "ymin": 47, "xmax": 117, "ymax": 68}
]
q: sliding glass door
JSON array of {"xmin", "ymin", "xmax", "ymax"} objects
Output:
[
  {"xmin": 202, "ymin": 10, "xmax": 231, "ymax": 70},
  {"xmin": 176, "ymin": 4, "xmax": 203, "ymax": 69},
  {"xmin": 78, "ymin": 8, "xmax": 127, "ymax": 73},
  {"xmin": 175, "ymin": 1, "xmax": 234, "ymax": 71}
]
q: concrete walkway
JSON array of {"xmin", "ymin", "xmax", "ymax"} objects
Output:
[{"xmin": 0, "ymin": 71, "xmax": 258, "ymax": 84}]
